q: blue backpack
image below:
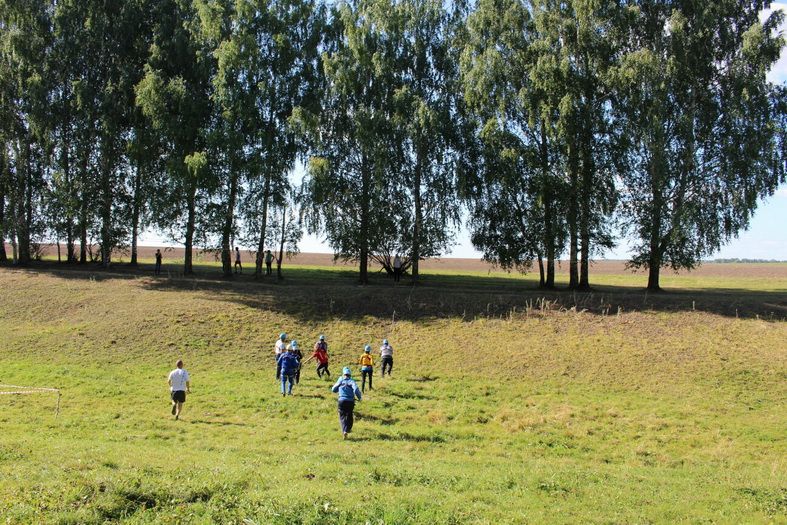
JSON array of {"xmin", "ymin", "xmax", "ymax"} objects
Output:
[{"xmin": 279, "ymin": 353, "xmax": 299, "ymax": 375}]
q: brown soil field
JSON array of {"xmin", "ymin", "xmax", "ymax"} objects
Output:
[{"xmin": 10, "ymin": 243, "xmax": 787, "ymax": 278}]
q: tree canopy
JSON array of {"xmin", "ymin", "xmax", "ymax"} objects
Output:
[{"xmin": 0, "ymin": 0, "xmax": 784, "ymax": 289}]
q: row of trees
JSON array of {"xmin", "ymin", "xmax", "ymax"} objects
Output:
[{"xmin": 1, "ymin": 0, "xmax": 784, "ymax": 290}]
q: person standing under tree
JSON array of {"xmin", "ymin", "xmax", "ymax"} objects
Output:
[
  {"xmin": 234, "ymin": 247, "xmax": 242, "ymax": 274},
  {"xmin": 168, "ymin": 359, "xmax": 190, "ymax": 420},
  {"xmin": 331, "ymin": 367, "xmax": 362, "ymax": 439},
  {"xmin": 155, "ymin": 249, "xmax": 163, "ymax": 275},
  {"xmin": 358, "ymin": 345, "xmax": 375, "ymax": 391},
  {"xmin": 393, "ymin": 254, "xmax": 402, "ymax": 283},
  {"xmin": 265, "ymin": 249, "xmax": 274, "ymax": 275},
  {"xmin": 380, "ymin": 338, "xmax": 393, "ymax": 376}
]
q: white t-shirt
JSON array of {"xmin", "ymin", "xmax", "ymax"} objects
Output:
[
  {"xmin": 168, "ymin": 368, "xmax": 190, "ymax": 391},
  {"xmin": 275, "ymin": 339, "xmax": 286, "ymax": 355},
  {"xmin": 380, "ymin": 344, "xmax": 393, "ymax": 357}
]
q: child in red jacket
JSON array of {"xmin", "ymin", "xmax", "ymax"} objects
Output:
[{"xmin": 304, "ymin": 335, "xmax": 330, "ymax": 378}]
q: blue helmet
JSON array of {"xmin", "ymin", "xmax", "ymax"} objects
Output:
[
  {"xmin": 383, "ymin": 339, "xmax": 388, "ymax": 345},
  {"xmin": 279, "ymin": 332, "xmax": 286, "ymax": 340},
  {"xmin": 364, "ymin": 344, "xmax": 371, "ymax": 353},
  {"xmin": 319, "ymin": 335, "xmax": 325, "ymax": 341},
  {"xmin": 342, "ymin": 367, "xmax": 352, "ymax": 376},
  {"xmin": 290, "ymin": 340, "xmax": 298, "ymax": 348}
]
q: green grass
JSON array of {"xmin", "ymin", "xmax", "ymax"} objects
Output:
[{"xmin": 0, "ymin": 263, "xmax": 785, "ymax": 524}]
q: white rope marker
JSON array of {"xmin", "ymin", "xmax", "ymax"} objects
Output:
[{"xmin": 0, "ymin": 384, "xmax": 61, "ymax": 416}]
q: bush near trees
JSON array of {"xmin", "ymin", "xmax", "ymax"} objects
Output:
[{"xmin": 1, "ymin": 0, "xmax": 784, "ymax": 289}]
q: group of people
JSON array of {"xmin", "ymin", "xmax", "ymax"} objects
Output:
[
  {"xmin": 153, "ymin": 247, "xmax": 277, "ymax": 276},
  {"xmin": 167, "ymin": 334, "xmax": 396, "ymax": 439},
  {"xmin": 234, "ymin": 247, "xmax": 278, "ymax": 275}
]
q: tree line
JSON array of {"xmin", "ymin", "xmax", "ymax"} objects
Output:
[{"xmin": 1, "ymin": 0, "xmax": 784, "ymax": 290}]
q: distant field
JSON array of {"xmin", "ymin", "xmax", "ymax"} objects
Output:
[
  {"xmin": 0, "ymin": 262, "xmax": 785, "ymax": 523},
  {"xmin": 18, "ymin": 243, "xmax": 787, "ymax": 278}
]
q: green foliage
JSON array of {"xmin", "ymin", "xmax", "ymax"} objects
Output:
[{"xmin": 611, "ymin": 1, "xmax": 787, "ymax": 289}]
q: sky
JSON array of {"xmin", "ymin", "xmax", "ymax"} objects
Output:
[{"xmin": 143, "ymin": 4, "xmax": 787, "ymax": 261}]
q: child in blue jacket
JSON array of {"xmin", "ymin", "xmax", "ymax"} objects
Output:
[
  {"xmin": 331, "ymin": 367, "xmax": 362, "ymax": 439},
  {"xmin": 277, "ymin": 342, "xmax": 301, "ymax": 396}
]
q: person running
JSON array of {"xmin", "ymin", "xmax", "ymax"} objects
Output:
[
  {"xmin": 393, "ymin": 254, "xmax": 402, "ymax": 282},
  {"xmin": 155, "ymin": 249, "xmax": 162, "ymax": 275},
  {"xmin": 264, "ymin": 249, "xmax": 274, "ymax": 275},
  {"xmin": 380, "ymin": 338, "xmax": 394, "ymax": 377},
  {"xmin": 289, "ymin": 340, "xmax": 304, "ymax": 384},
  {"xmin": 274, "ymin": 332, "xmax": 287, "ymax": 380},
  {"xmin": 303, "ymin": 335, "xmax": 330, "ymax": 378},
  {"xmin": 331, "ymin": 367, "xmax": 362, "ymax": 439},
  {"xmin": 234, "ymin": 246, "xmax": 242, "ymax": 274},
  {"xmin": 358, "ymin": 344, "xmax": 375, "ymax": 391},
  {"xmin": 167, "ymin": 359, "xmax": 190, "ymax": 420},
  {"xmin": 277, "ymin": 345, "xmax": 300, "ymax": 396}
]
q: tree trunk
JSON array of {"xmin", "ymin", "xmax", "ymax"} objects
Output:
[
  {"xmin": 567, "ymin": 142, "xmax": 579, "ymax": 289},
  {"xmin": 57, "ymin": 239, "xmax": 61, "ymax": 263},
  {"xmin": 184, "ymin": 181, "xmax": 197, "ymax": 275},
  {"xmin": 16, "ymin": 137, "xmax": 32, "ymax": 266},
  {"xmin": 66, "ymin": 220, "xmax": 75, "ymax": 263},
  {"xmin": 78, "ymin": 137, "xmax": 89, "ymax": 264},
  {"xmin": 79, "ymin": 202, "xmax": 88, "ymax": 264},
  {"xmin": 0, "ymin": 145, "xmax": 7, "ymax": 263},
  {"xmin": 540, "ymin": 121, "xmax": 555, "ymax": 288},
  {"xmin": 61, "ymin": 122, "xmax": 75, "ymax": 263},
  {"xmin": 276, "ymin": 206, "xmax": 286, "ymax": 280},
  {"xmin": 359, "ymin": 159, "xmax": 370, "ymax": 285},
  {"xmin": 537, "ymin": 254, "xmax": 545, "ymax": 288},
  {"xmin": 411, "ymin": 141, "xmax": 424, "ymax": 283},
  {"xmin": 99, "ymin": 140, "xmax": 114, "ymax": 268},
  {"xmin": 647, "ymin": 163, "xmax": 664, "ymax": 292},
  {"xmin": 221, "ymin": 171, "xmax": 239, "ymax": 277},
  {"xmin": 255, "ymin": 175, "xmax": 271, "ymax": 277},
  {"xmin": 579, "ymin": 128, "xmax": 595, "ymax": 290},
  {"xmin": 130, "ymin": 159, "xmax": 142, "ymax": 266}
]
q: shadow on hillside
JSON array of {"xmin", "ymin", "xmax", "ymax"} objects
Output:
[{"xmin": 2, "ymin": 260, "xmax": 786, "ymax": 322}]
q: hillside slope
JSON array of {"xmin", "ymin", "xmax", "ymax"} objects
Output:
[{"xmin": 0, "ymin": 267, "xmax": 785, "ymax": 523}]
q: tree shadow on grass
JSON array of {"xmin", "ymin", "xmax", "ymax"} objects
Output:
[{"xmin": 3, "ymin": 261, "xmax": 786, "ymax": 322}]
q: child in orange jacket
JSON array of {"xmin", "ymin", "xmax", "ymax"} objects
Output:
[{"xmin": 358, "ymin": 345, "xmax": 374, "ymax": 392}]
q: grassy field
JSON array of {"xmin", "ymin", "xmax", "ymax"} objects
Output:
[{"xmin": 0, "ymin": 262, "xmax": 785, "ymax": 524}]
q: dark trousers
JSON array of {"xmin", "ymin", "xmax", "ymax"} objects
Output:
[
  {"xmin": 361, "ymin": 368, "xmax": 373, "ymax": 391},
  {"xmin": 155, "ymin": 261, "xmax": 161, "ymax": 275},
  {"xmin": 317, "ymin": 363, "xmax": 330, "ymax": 377},
  {"xmin": 235, "ymin": 261, "xmax": 242, "ymax": 273},
  {"xmin": 393, "ymin": 268, "xmax": 401, "ymax": 282},
  {"xmin": 381, "ymin": 356, "xmax": 393, "ymax": 376},
  {"xmin": 338, "ymin": 400, "xmax": 355, "ymax": 433},
  {"xmin": 295, "ymin": 366, "xmax": 301, "ymax": 384},
  {"xmin": 266, "ymin": 262, "xmax": 272, "ymax": 275},
  {"xmin": 276, "ymin": 359, "xmax": 281, "ymax": 380}
]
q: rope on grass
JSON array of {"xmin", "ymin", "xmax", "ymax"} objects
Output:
[{"xmin": 0, "ymin": 384, "xmax": 61, "ymax": 416}]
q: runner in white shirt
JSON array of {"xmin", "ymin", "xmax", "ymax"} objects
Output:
[
  {"xmin": 275, "ymin": 332, "xmax": 287, "ymax": 380},
  {"xmin": 380, "ymin": 339, "xmax": 394, "ymax": 376},
  {"xmin": 167, "ymin": 359, "xmax": 191, "ymax": 420}
]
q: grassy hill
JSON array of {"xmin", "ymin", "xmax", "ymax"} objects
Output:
[{"xmin": 0, "ymin": 263, "xmax": 785, "ymax": 523}]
